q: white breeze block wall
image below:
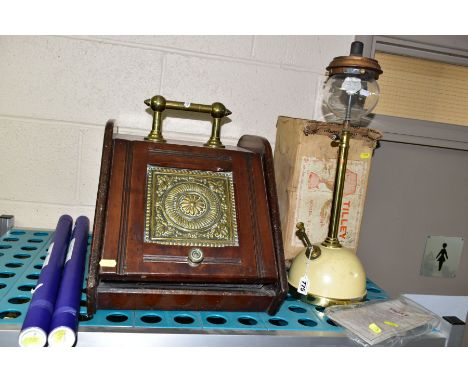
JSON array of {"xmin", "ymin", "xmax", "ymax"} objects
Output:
[{"xmin": 0, "ymin": 35, "xmax": 354, "ymax": 229}]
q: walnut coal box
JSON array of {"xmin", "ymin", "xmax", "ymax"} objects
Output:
[{"xmin": 86, "ymin": 98, "xmax": 287, "ymax": 315}]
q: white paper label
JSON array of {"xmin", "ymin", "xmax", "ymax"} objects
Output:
[
  {"xmin": 341, "ymin": 77, "xmax": 362, "ymax": 95},
  {"xmin": 65, "ymin": 238, "xmax": 75, "ymax": 264},
  {"xmin": 184, "ymin": 101, "xmax": 191, "ymax": 108},
  {"xmin": 43, "ymin": 243, "xmax": 53, "ymax": 267},
  {"xmin": 297, "ymin": 275, "xmax": 309, "ymax": 296}
]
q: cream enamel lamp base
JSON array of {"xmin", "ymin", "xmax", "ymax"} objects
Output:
[{"xmin": 288, "ymin": 245, "xmax": 367, "ymax": 307}]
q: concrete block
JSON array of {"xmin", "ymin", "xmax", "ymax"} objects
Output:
[
  {"xmin": 253, "ymin": 35, "xmax": 355, "ymax": 73},
  {"xmin": 252, "ymin": 36, "xmax": 289, "ymax": 64},
  {"xmin": 317, "ymin": 35, "xmax": 355, "ymax": 69},
  {"xmin": 0, "ymin": 36, "xmax": 163, "ymax": 127},
  {"xmin": 79, "ymin": 127, "xmax": 105, "ymax": 206},
  {"xmin": 161, "ymin": 54, "xmax": 318, "ymax": 145},
  {"xmin": 0, "ymin": 118, "xmax": 79, "ymax": 205},
  {"xmin": 253, "ymin": 36, "xmax": 322, "ymax": 72},
  {"xmin": 96, "ymin": 35, "xmax": 254, "ymax": 59},
  {"xmin": 0, "ymin": 200, "xmax": 95, "ymax": 229}
]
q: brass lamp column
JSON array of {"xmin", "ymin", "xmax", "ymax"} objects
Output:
[
  {"xmin": 288, "ymin": 41, "xmax": 383, "ymax": 307},
  {"xmin": 321, "ymin": 123, "xmax": 350, "ymax": 249}
]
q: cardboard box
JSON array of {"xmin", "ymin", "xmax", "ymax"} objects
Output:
[{"xmin": 274, "ymin": 116, "xmax": 382, "ymax": 261}]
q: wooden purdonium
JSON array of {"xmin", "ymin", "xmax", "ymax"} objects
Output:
[{"xmin": 86, "ymin": 97, "xmax": 287, "ymax": 315}]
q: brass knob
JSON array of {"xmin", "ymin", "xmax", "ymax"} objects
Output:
[
  {"xmin": 188, "ymin": 248, "xmax": 204, "ymax": 266},
  {"xmin": 146, "ymin": 95, "xmax": 166, "ymax": 112},
  {"xmin": 296, "ymin": 222, "xmax": 312, "ymax": 247},
  {"xmin": 211, "ymin": 102, "xmax": 229, "ymax": 118},
  {"xmin": 296, "ymin": 222, "xmax": 321, "ymax": 259}
]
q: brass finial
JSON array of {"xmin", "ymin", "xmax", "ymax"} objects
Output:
[
  {"xmin": 145, "ymin": 95, "xmax": 167, "ymax": 143},
  {"xmin": 204, "ymin": 102, "xmax": 231, "ymax": 149}
]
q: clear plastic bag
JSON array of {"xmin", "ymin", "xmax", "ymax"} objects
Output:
[{"xmin": 325, "ymin": 296, "xmax": 441, "ymax": 346}]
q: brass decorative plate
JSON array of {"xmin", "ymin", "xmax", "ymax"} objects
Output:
[{"xmin": 145, "ymin": 166, "xmax": 239, "ymax": 247}]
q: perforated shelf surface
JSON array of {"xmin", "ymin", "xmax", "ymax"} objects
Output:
[{"xmin": 0, "ymin": 229, "xmax": 391, "ymax": 342}]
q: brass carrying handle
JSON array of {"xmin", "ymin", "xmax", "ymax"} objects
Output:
[
  {"xmin": 296, "ymin": 222, "xmax": 321, "ymax": 259},
  {"xmin": 144, "ymin": 95, "xmax": 231, "ymax": 148}
]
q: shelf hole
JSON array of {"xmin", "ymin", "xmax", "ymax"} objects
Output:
[
  {"xmin": 79, "ymin": 314, "xmax": 92, "ymax": 322},
  {"xmin": 298, "ymin": 319, "xmax": 318, "ymax": 327},
  {"xmin": 315, "ymin": 306, "xmax": 326, "ymax": 312},
  {"xmin": 14, "ymin": 254, "xmax": 31, "ymax": 259},
  {"xmin": 285, "ymin": 296, "xmax": 296, "ymax": 301},
  {"xmin": 0, "ymin": 245, "xmax": 12, "ymax": 249},
  {"xmin": 0, "ymin": 283, "xmax": 6, "ymax": 290},
  {"xmin": 40, "ymin": 255, "xmax": 46, "ymax": 260},
  {"xmin": 140, "ymin": 315, "xmax": 162, "ymax": 324},
  {"xmin": 0, "ymin": 252, "xmax": 3, "ymax": 257},
  {"xmin": 28, "ymin": 239, "xmax": 43, "ymax": 243},
  {"xmin": 288, "ymin": 306, "xmax": 307, "ymax": 314},
  {"xmin": 206, "ymin": 315, "xmax": 227, "ymax": 325},
  {"xmin": 238, "ymin": 316, "xmax": 258, "ymax": 326},
  {"xmin": 3, "ymin": 237, "xmax": 19, "ymax": 242},
  {"xmin": 268, "ymin": 318, "xmax": 289, "ymax": 327},
  {"xmin": 0, "ymin": 272, "xmax": 16, "ymax": 278},
  {"xmin": 33, "ymin": 232, "xmax": 49, "ymax": 236},
  {"xmin": 21, "ymin": 246, "xmax": 37, "ymax": 251},
  {"xmin": 26, "ymin": 274, "xmax": 39, "ymax": 280},
  {"xmin": 10, "ymin": 231, "xmax": 26, "ymax": 235},
  {"xmin": 8, "ymin": 296, "xmax": 30, "ymax": 304},
  {"xmin": 174, "ymin": 315, "xmax": 195, "ymax": 325},
  {"xmin": 327, "ymin": 319, "xmax": 338, "ymax": 327},
  {"xmin": 33, "ymin": 264, "xmax": 42, "ymax": 270},
  {"xmin": 5, "ymin": 263, "xmax": 23, "ymax": 268},
  {"xmin": 18, "ymin": 285, "xmax": 35, "ymax": 292},
  {"xmin": 80, "ymin": 300, "xmax": 87, "ymax": 307},
  {"xmin": 106, "ymin": 314, "xmax": 128, "ymax": 323},
  {"xmin": 0, "ymin": 311, "xmax": 21, "ymax": 319}
]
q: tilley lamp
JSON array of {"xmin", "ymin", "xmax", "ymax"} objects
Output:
[{"xmin": 288, "ymin": 41, "xmax": 383, "ymax": 307}]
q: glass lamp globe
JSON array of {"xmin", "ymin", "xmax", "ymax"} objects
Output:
[{"xmin": 323, "ymin": 73, "xmax": 380, "ymax": 123}]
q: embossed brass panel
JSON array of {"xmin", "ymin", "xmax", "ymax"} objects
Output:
[{"xmin": 145, "ymin": 166, "xmax": 239, "ymax": 247}]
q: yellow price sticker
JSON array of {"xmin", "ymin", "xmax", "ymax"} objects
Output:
[
  {"xmin": 368, "ymin": 323, "xmax": 382, "ymax": 334},
  {"xmin": 384, "ymin": 321, "xmax": 399, "ymax": 327},
  {"xmin": 99, "ymin": 259, "xmax": 117, "ymax": 267},
  {"xmin": 360, "ymin": 152, "xmax": 371, "ymax": 159}
]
